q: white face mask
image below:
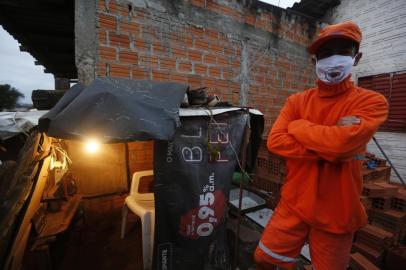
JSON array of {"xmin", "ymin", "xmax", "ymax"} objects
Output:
[{"xmin": 316, "ymin": 55, "xmax": 355, "ymax": 84}]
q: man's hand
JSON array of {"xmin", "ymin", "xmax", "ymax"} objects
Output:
[{"xmin": 337, "ymin": 116, "xmax": 361, "ymax": 126}]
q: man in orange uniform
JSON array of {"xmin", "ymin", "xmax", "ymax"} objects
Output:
[{"xmin": 254, "ymin": 21, "xmax": 388, "ymax": 270}]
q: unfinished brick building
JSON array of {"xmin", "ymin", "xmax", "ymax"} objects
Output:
[
  {"xmin": 78, "ymin": 0, "xmax": 321, "ymax": 193},
  {"xmin": 2, "ymin": 1, "xmax": 406, "ymax": 269},
  {"xmin": 0, "ymin": 0, "xmax": 323, "ymax": 193}
]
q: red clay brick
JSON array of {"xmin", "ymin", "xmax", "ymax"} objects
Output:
[
  {"xmin": 120, "ymin": 21, "xmax": 138, "ymax": 34},
  {"xmin": 139, "ymin": 55, "xmax": 158, "ymax": 68},
  {"xmin": 170, "ymin": 73, "xmax": 187, "ymax": 83},
  {"xmin": 188, "ymin": 49, "xmax": 202, "ymax": 62},
  {"xmin": 194, "ymin": 39, "xmax": 209, "ymax": 51},
  {"xmin": 204, "ymin": 77, "xmax": 217, "ymax": 88},
  {"xmin": 119, "ymin": 51, "xmax": 137, "ymax": 64},
  {"xmin": 153, "ymin": 42, "xmax": 170, "ymax": 56},
  {"xmin": 187, "ymin": 75, "xmax": 202, "ymax": 87},
  {"xmin": 99, "ymin": 46, "xmax": 117, "ymax": 61},
  {"xmin": 152, "ymin": 70, "xmax": 170, "ymax": 81},
  {"xmin": 132, "ymin": 67, "xmax": 147, "ymax": 79},
  {"xmin": 194, "ymin": 64, "xmax": 207, "ymax": 75},
  {"xmin": 98, "ymin": 13, "xmax": 117, "ymax": 30},
  {"xmin": 209, "ymin": 66, "xmax": 222, "ymax": 78},
  {"xmin": 210, "ymin": 43, "xmax": 223, "ymax": 54},
  {"xmin": 224, "ymin": 46, "xmax": 236, "ymax": 56},
  {"xmin": 206, "ymin": 29, "xmax": 218, "ymax": 40},
  {"xmin": 109, "ymin": 33, "xmax": 130, "ymax": 48},
  {"xmin": 111, "ymin": 2, "xmax": 130, "ymax": 17},
  {"xmin": 159, "ymin": 57, "xmax": 176, "ymax": 70},
  {"xmin": 172, "ymin": 47, "xmax": 187, "ymax": 59},
  {"xmin": 178, "ymin": 61, "xmax": 192, "ymax": 73},
  {"xmin": 203, "ymin": 53, "xmax": 216, "ymax": 65},
  {"xmin": 110, "ymin": 63, "xmax": 130, "ymax": 78},
  {"xmin": 186, "ymin": 36, "xmax": 194, "ymax": 49},
  {"xmin": 134, "ymin": 39, "xmax": 151, "ymax": 51},
  {"xmin": 350, "ymin": 252, "xmax": 380, "ymax": 270},
  {"xmin": 217, "ymin": 55, "xmax": 228, "ymax": 66}
]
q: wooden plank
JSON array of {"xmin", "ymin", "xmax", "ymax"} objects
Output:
[
  {"xmin": 0, "ymin": 133, "xmax": 42, "ymax": 267},
  {"xmin": 38, "ymin": 194, "xmax": 82, "ymax": 238},
  {"xmin": 4, "ymin": 157, "xmax": 51, "ymax": 270},
  {"xmin": 9, "ymin": 223, "xmax": 32, "ymax": 270}
]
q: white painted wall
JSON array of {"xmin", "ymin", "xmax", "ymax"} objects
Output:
[
  {"xmin": 323, "ymin": 0, "xmax": 406, "ymax": 77},
  {"xmin": 367, "ymin": 132, "xmax": 406, "ymax": 185}
]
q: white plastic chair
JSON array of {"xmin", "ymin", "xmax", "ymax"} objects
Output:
[{"xmin": 121, "ymin": 170, "xmax": 155, "ymax": 270}]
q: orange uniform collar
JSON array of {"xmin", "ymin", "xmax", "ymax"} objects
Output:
[{"xmin": 316, "ymin": 76, "xmax": 354, "ymax": 98}]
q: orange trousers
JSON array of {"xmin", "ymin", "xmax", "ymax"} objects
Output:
[{"xmin": 254, "ymin": 202, "xmax": 354, "ymax": 270}]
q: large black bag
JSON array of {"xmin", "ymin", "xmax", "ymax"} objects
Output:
[{"xmin": 154, "ymin": 110, "xmax": 249, "ymax": 270}]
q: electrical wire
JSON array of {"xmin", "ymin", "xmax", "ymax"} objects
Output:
[{"xmin": 203, "ymin": 106, "xmax": 250, "ymax": 175}]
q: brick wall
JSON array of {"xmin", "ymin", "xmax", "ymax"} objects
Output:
[
  {"xmin": 127, "ymin": 141, "xmax": 154, "ymax": 175},
  {"xmin": 95, "ymin": 0, "xmax": 318, "ymax": 174}
]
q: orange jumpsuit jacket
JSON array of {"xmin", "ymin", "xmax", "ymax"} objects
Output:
[{"xmin": 267, "ymin": 77, "xmax": 388, "ymax": 233}]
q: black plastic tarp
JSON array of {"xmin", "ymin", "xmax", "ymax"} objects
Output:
[{"xmin": 39, "ymin": 78, "xmax": 188, "ymax": 142}]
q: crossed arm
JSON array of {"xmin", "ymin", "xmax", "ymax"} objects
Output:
[{"xmin": 267, "ymin": 94, "xmax": 388, "ymax": 162}]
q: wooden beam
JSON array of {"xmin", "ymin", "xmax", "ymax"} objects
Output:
[{"xmin": 5, "ymin": 157, "xmax": 51, "ymax": 270}]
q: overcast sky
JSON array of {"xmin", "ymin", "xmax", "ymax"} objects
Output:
[
  {"xmin": 0, "ymin": 26, "xmax": 54, "ymax": 104},
  {"xmin": 0, "ymin": 0, "xmax": 298, "ymax": 105}
]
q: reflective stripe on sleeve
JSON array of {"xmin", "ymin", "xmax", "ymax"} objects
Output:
[{"xmin": 258, "ymin": 241, "xmax": 298, "ymax": 263}]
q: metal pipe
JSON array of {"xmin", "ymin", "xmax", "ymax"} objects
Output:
[
  {"xmin": 372, "ymin": 136, "xmax": 405, "ymax": 186},
  {"xmin": 234, "ymin": 110, "xmax": 251, "ymax": 268}
]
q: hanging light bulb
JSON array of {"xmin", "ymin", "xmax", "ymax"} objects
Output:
[{"xmin": 85, "ymin": 138, "xmax": 100, "ymax": 154}]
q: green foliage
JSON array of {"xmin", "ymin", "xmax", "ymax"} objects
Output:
[{"xmin": 0, "ymin": 84, "xmax": 24, "ymax": 110}]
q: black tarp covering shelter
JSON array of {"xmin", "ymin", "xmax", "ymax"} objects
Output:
[{"xmin": 39, "ymin": 78, "xmax": 188, "ymax": 142}]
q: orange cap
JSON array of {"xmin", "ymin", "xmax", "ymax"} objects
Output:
[{"xmin": 308, "ymin": 21, "xmax": 362, "ymax": 54}]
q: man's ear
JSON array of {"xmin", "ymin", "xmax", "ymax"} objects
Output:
[{"xmin": 354, "ymin": 52, "xmax": 362, "ymax": 66}]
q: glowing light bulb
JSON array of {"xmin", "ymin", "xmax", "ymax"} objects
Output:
[{"xmin": 85, "ymin": 139, "xmax": 100, "ymax": 154}]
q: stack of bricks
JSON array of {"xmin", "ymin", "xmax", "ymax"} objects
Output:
[
  {"xmin": 392, "ymin": 189, "xmax": 406, "ymax": 212},
  {"xmin": 252, "ymin": 140, "xmax": 286, "ymax": 209},
  {"xmin": 362, "ymin": 154, "xmax": 391, "ymax": 183},
  {"xmin": 349, "ymin": 152, "xmax": 406, "ymax": 269},
  {"xmin": 363, "ymin": 182, "xmax": 399, "ymax": 211},
  {"xmin": 352, "ymin": 224, "xmax": 394, "ymax": 267},
  {"xmin": 349, "ymin": 253, "xmax": 380, "ymax": 270},
  {"xmin": 361, "ymin": 153, "xmax": 397, "ymax": 213},
  {"xmin": 370, "ymin": 209, "xmax": 406, "ymax": 245}
]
